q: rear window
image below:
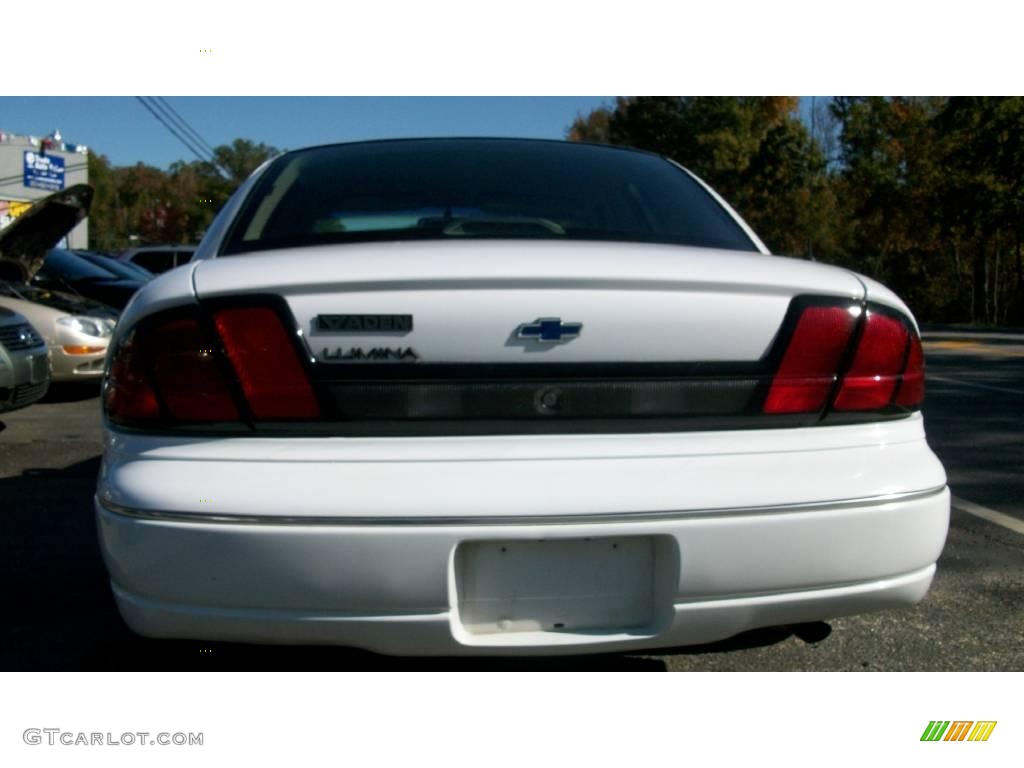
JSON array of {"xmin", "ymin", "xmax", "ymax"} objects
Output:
[{"xmin": 221, "ymin": 139, "xmax": 759, "ymax": 255}]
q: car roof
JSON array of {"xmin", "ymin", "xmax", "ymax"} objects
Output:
[
  {"xmin": 122, "ymin": 244, "xmax": 196, "ymax": 252},
  {"xmin": 278, "ymin": 136, "xmax": 666, "ymax": 162}
]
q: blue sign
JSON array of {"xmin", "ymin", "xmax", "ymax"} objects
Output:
[{"xmin": 23, "ymin": 151, "xmax": 65, "ymax": 192}]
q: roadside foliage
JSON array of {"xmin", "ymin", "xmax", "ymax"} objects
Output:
[
  {"xmin": 83, "ymin": 99, "xmax": 1024, "ymax": 325},
  {"xmin": 568, "ymin": 97, "xmax": 1024, "ymax": 325},
  {"xmin": 86, "ymin": 138, "xmax": 277, "ymax": 255}
]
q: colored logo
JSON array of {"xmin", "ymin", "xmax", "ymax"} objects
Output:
[
  {"xmin": 921, "ymin": 721, "xmax": 997, "ymax": 742},
  {"xmin": 23, "ymin": 150, "xmax": 65, "ymax": 192},
  {"xmin": 516, "ymin": 318, "xmax": 583, "ymax": 343}
]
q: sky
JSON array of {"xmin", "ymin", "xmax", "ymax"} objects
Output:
[{"xmin": 0, "ymin": 97, "xmax": 615, "ymax": 169}]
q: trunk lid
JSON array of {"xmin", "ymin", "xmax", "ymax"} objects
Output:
[{"xmin": 192, "ymin": 240, "xmax": 864, "ymax": 365}]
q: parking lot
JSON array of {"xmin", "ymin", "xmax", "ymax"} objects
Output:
[{"xmin": 1, "ymin": 334, "xmax": 1022, "ymax": 671}]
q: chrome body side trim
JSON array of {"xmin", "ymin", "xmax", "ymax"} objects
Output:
[{"xmin": 97, "ymin": 486, "xmax": 948, "ymax": 527}]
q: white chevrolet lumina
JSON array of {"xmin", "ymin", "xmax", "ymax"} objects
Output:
[{"xmin": 96, "ymin": 138, "xmax": 949, "ymax": 655}]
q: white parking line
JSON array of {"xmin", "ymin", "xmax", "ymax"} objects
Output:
[
  {"xmin": 952, "ymin": 496, "xmax": 1024, "ymax": 536},
  {"xmin": 928, "ymin": 375, "xmax": 1024, "ymax": 396}
]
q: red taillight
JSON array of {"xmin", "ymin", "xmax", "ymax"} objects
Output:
[
  {"xmin": 763, "ymin": 306, "xmax": 858, "ymax": 414},
  {"xmin": 148, "ymin": 317, "xmax": 240, "ymax": 422},
  {"xmin": 763, "ymin": 301, "xmax": 924, "ymax": 416},
  {"xmin": 833, "ymin": 311, "xmax": 910, "ymax": 411},
  {"xmin": 104, "ymin": 330, "xmax": 161, "ymax": 423},
  {"xmin": 213, "ymin": 307, "xmax": 320, "ymax": 420},
  {"xmin": 104, "ymin": 302, "xmax": 319, "ymax": 428},
  {"xmin": 894, "ymin": 333, "xmax": 925, "ymax": 408}
]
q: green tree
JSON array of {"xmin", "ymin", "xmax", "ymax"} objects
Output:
[
  {"xmin": 86, "ymin": 137, "xmax": 278, "ymax": 251},
  {"xmin": 566, "ymin": 102, "xmax": 617, "ymax": 143},
  {"xmin": 832, "ymin": 96, "xmax": 1024, "ymax": 323},
  {"xmin": 830, "ymin": 97, "xmax": 954, "ymax": 319},
  {"xmin": 936, "ymin": 97, "xmax": 1024, "ymax": 323},
  {"xmin": 568, "ymin": 96, "xmax": 834, "ymax": 259},
  {"xmin": 85, "ymin": 151, "xmax": 121, "ymax": 252}
]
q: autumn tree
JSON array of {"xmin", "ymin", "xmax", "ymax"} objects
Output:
[
  {"xmin": 566, "ymin": 101, "xmax": 619, "ymax": 143},
  {"xmin": 935, "ymin": 97, "xmax": 1024, "ymax": 323},
  {"xmin": 832, "ymin": 96, "xmax": 1024, "ymax": 323},
  {"xmin": 87, "ymin": 138, "xmax": 278, "ymax": 252},
  {"xmin": 85, "ymin": 151, "xmax": 121, "ymax": 252},
  {"xmin": 568, "ymin": 97, "xmax": 835, "ymax": 259}
]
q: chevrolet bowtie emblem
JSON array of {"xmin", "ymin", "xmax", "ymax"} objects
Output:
[{"xmin": 515, "ymin": 318, "xmax": 583, "ymax": 343}]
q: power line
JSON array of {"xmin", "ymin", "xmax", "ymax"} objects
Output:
[
  {"xmin": 144, "ymin": 97, "xmax": 214, "ymax": 162},
  {"xmin": 149, "ymin": 97, "xmax": 230, "ymax": 178},
  {"xmin": 147, "ymin": 97, "xmax": 214, "ymax": 159},
  {"xmin": 135, "ymin": 97, "xmax": 227, "ymax": 177},
  {"xmin": 137, "ymin": 96, "xmax": 213, "ymax": 165},
  {"xmin": 154, "ymin": 97, "xmax": 217, "ymax": 158},
  {"xmin": 135, "ymin": 96, "xmax": 209, "ymax": 163}
]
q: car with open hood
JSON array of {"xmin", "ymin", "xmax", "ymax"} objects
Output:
[
  {"xmin": 95, "ymin": 138, "xmax": 949, "ymax": 656},
  {"xmin": 0, "ymin": 185, "xmax": 117, "ymax": 381}
]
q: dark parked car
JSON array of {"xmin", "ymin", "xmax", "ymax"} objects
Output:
[
  {"xmin": 33, "ymin": 248, "xmax": 147, "ymax": 310},
  {"xmin": 74, "ymin": 250, "xmax": 155, "ymax": 282},
  {"xmin": 118, "ymin": 245, "xmax": 196, "ymax": 274}
]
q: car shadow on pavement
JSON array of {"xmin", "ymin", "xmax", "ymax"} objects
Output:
[
  {"xmin": 0, "ymin": 455, "xmax": 818, "ymax": 672},
  {"xmin": 40, "ymin": 380, "xmax": 103, "ymax": 403}
]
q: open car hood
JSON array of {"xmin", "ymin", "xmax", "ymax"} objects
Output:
[
  {"xmin": 0, "ymin": 184, "xmax": 93, "ymax": 282},
  {"xmin": 0, "ymin": 281, "xmax": 119, "ymax": 319}
]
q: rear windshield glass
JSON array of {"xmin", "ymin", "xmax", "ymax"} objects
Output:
[
  {"xmin": 132, "ymin": 251, "xmax": 175, "ymax": 273},
  {"xmin": 221, "ymin": 139, "xmax": 759, "ymax": 255}
]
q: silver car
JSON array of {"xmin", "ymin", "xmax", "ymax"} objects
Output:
[
  {"xmin": 0, "ymin": 284, "xmax": 115, "ymax": 381},
  {"xmin": 0, "ymin": 306, "xmax": 49, "ymax": 413},
  {"xmin": 0, "ymin": 185, "xmax": 116, "ymax": 381}
]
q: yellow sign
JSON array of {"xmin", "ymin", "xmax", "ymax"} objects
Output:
[{"xmin": 0, "ymin": 199, "xmax": 33, "ymax": 230}]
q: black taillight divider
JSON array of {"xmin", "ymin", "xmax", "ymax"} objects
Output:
[
  {"xmin": 816, "ymin": 298, "xmax": 868, "ymax": 422},
  {"xmin": 890, "ymin": 317, "xmax": 920, "ymax": 407},
  {"xmin": 750, "ymin": 294, "xmax": 865, "ymax": 420},
  {"xmin": 819, "ymin": 301, "xmax": 919, "ymax": 420},
  {"xmin": 197, "ymin": 292, "xmax": 331, "ymax": 423},
  {"xmin": 192, "ymin": 307, "xmax": 257, "ymax": 430}
]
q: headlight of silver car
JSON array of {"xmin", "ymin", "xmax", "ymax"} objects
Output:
[{"xmin": 57, "ymin": 315, "xmax": 115, "ymax": 339}]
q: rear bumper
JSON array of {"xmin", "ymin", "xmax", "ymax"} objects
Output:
[
  {"xmin": 96, "ymin": 415, "xmax": 950, "ymax": 655},
  {"xmin": 107, "ymin": 562, "xmax": 939, "ymax": 656}
]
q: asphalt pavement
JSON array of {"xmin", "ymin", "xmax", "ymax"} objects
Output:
[{"xmin": 1, "ymin": 343, "xmax": 1022, "ymax": 671}]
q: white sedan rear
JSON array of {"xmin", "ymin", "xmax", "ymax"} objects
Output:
[{"xmin": 95, "ymin": 138, "xmax": 948, "ymax": 655}]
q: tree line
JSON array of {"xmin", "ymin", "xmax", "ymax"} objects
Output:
[
  {"xmin": 86, "ymin": 138, "xmax": 278, "ymax": 255},
  {"xmin": 568, "ymin": 97, "xmax": 1024, "ymax": 326},
  {"xmin": 86, "ymin": 100, "xmax": 1023, "ymax": 325}
]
